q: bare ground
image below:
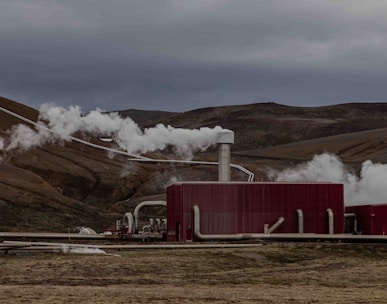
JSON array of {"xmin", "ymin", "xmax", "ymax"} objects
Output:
[{"xmin": 1, "ymin": 242, "xmax": 387, "ymax": 303}]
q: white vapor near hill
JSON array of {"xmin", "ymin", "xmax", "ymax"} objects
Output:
[
  {"xmin": 1, "ymin": 104, "xmax": 227, "ymax": 159},
  {"xmin": 269, "ymin": 153, "xmax": 387, "ymax": 206}
]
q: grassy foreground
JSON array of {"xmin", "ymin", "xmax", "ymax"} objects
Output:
[{"xmin": 1, "ymin": 242, "xmax": 387, "ymax": 303}]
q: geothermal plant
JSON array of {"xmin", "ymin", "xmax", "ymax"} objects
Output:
[
  {"xmin": 108, "ymin": 130, "xmax": 387, "ymax": 242},
  {"xmin": 2, "ymin": 104, "xmax": 387, "ymax": 244}
]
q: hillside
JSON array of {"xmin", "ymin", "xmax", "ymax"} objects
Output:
[
  {"xmin": 151, "ymin": 102, "xmax": 387, "ymax": 151},
  {"xmin": 1, "ymin": 96, "xmax": 387, "ymax": 232}
]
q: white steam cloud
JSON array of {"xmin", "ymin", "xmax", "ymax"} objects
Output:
[
  {"xmin": 6, "ymin": 123, "xmax": 52, "ymax": 151},
  {"xmin": 269, "ymin": 152, "xmax": 387, "ymax": 206},
  {"xmin": 1, "ymin": 104, "xmax": 228, "ymax": 158}
]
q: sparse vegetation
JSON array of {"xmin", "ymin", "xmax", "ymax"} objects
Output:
[{"xmin": 1, "ymin": 243, "xmax": 387, "ymax": 303}]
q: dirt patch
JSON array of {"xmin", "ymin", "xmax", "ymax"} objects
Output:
[{"xmin": 1, "ymin": 242, "xmax": 386, "ymax": 303}]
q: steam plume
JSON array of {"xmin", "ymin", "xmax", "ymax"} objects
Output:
[
  {"xmin": 269, "ymin": 152, "xmax": 387, "ymax": 206},
  {"xmin": 1, "ymin": 104, "xmax": 228, "ymax": 159}
]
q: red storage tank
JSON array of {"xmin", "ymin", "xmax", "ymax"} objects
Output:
[
  {"xmin": 166, "ymin": 182, "xmax": 344, "ymax": 242},
  {"xmin": 345, "ymin": 204, "xmax": 387, "ymax": 235}
]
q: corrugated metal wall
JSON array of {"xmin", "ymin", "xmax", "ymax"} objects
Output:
[
  {"xmin": 167, "ymin": 182, "xmax": 344, "ymax": 242},
  {"xmin": 346, "ymin": 204, "xmax": 387, "ymax": 235}
]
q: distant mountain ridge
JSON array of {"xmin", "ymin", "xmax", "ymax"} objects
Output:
[{"xmin": 120, "ymin": 101, "xmax": 387, "ymax": 151}]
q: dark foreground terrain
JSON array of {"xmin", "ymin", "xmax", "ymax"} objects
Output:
[{"xmin": 1, "ymin": 242, "xmax": 387, "ymax": 303}]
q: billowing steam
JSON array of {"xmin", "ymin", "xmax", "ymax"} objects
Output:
[
  {"xmin": 1, "ymin": 104, "xmax": 228, "ymax": 159},
  {"xmin": 6, "ymin": 123, "xmax": 52, "ymax": 151},
  {"xmin": 269, "ymin": 152, "xmax": 387, "ymax": 206}
]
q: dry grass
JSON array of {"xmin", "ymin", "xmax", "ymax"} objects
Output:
[{"xmin": 1, "ymin": 242, "xmax": 387, "ymax": 303}]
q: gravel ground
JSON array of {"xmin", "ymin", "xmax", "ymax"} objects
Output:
[{"xmin": 1, "ymin": 242, "xmax": 387, "ymax": 303}]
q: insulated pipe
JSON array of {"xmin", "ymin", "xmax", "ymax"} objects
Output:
[
  {"xmin": 296, "ymin": 209, "xmax": 304, "ymax": 234},
  {"xmin": 267, "ymin": 217, "xmax": 285, "ymax": 234},
  {"xmin": 217, "ymin": 131, "xmax": 234, "ymax": 182},
  {"xmin": 133, "ymin": 201, "xmax": 167, "ymax": 232},
  {"xmin": 155, "ymin": 218, "xmax": 161, "ymax": 231},
  {"xmin": 192, "ymin": 205, "xmax": 283, "ymax": 241},
  {"xmin": 344, "ymin": 213, "xmax": 359, "ymax": 234},
  {"xmin": 327, "ymin": 208, "xmax": 334, "ymax": 234},
  {"xmin": 122, "ymin": 212, "xmax": 134, "ymax": 234},
  {"xmin": 129, "ymin": 158, "xmax": 255, "ymax": 182}
]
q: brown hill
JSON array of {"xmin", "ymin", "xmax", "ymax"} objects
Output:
[
  {"xmin": 1, "ymin": 96, "xmax": 387, "ymax": 232},
  {"xmin": 152, "ymin": 102, "xmax": 387, "ymax": 151},
  {"xmin": 0, "ymin": 97, "xmax": 39, "ymax": 130}
]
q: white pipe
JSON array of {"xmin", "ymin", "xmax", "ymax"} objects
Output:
[
  {"xmin": 127, "ymin": 158, "xmax": 255, "ymax": 182},
  {"xmin": 296, "ymin": 209, "xmax": 304, "ymax": 234},
  {"xmin": 267, "ymin": 217, "xmax": 285, "ymax": 234},
  {"xmin": 192, "ymin": 205, "xmax": 283, "ymax": 241},
  {"xmin": 142, "ymin": 225, "xmax": 151, "ymax": 233},
  {"xmin": 133, "ymin": 201, "xmax": 167, "ymax": 232},
  {"xmin": 327, "ymin": 208, "xmax": 334, "ymax": 234},
  {"xmin": 149, "ymin": 218, "xmax": 154, "ymax": 230},
  {"xmin": 344, "ymin": 213, "xmax": 359, "ymax": 234},
  {"xmin": 263, "ymin": 224, "xmax": 269, "ymax": 234},
  {"xmin": 122, "ymin": 212, "xmax": 134, "ymax": 234},
  {"xmin": 155, "ymin": 218, "xmax": 161, "ymax": 232}
]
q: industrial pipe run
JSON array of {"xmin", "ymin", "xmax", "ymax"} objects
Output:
[{"xmin": 133, "ymin": 201, "xmax": 167, "ymax": 232}]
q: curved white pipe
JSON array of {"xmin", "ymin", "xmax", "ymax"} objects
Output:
[
  {"xmin": 133, "ymin": 201, "xmax": 167, "ymax": 231},
  {"xmin": 192, "ymin": 205, "xmax": 283, "ymax": 241},
  {"xmin": 122, "ymin": 212, "xmax": 134, "ymax": 234},
  {"xmin": 296, "ymin": 209, "xmax": 304, "ymax": 234},
  {"xmin": 327, "ymin": 208, "xmax": 334, "ymax": 234}
]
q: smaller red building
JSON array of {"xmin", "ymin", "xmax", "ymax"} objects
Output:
[
  {"xmin": 166, "ymin": 182, "xmax": 344, "ymax": 242},
  {"xmin": 345, "ymin": 204, "xmax": 387, "ymax": 235}
]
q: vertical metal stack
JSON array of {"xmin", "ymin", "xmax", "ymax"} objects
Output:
[{"xmin": 217, "ymin": 131, "xmax": 234, "ymax": 182}]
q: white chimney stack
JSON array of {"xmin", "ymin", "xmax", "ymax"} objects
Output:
[{"xmin": 217, "ymin": 130, "xmax": 234, "ymax": 182}]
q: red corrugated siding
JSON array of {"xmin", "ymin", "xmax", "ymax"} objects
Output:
[
  {"xmin": 167, "ymin": 182, "xmax": 344, "ymax": 242},
  {"xmin": 346, "ymin": 204, "xmax": 387, "ymax": 235}
]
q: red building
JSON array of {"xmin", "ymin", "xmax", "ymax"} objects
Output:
[
  {"xmin": 166, "ymin": 182, "xmax": 344, "ymax": 242},
  {"xmin": 345, "ymin": 204, "xmax": 387, "ymax": 235}
]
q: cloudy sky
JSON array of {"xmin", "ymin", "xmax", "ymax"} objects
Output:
[{"xmin": 1, "ymin": 0, "xmax": 387, "ymax": 112}]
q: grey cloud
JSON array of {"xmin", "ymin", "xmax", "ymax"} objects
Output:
[{"xmin": 1, "ymin": 0, "xmax": 387, "ymax": 111}]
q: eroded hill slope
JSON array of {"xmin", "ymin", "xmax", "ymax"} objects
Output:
[{"xmin": 2, "ymin": 96, "xmax": 387, "ymax": 231}]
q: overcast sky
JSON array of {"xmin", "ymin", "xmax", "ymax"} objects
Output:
[{"xmin": 1, "ymin": 0, "xmax": 387, "ymax": 112}]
